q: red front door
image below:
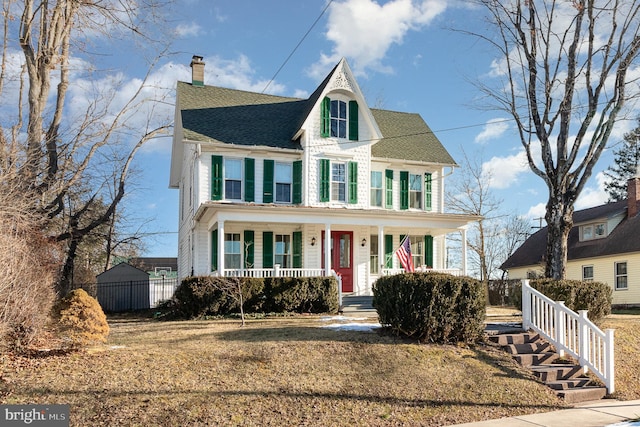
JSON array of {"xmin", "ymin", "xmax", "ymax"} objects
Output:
[{"xmin": 322, "ymin": 231, "xmax": 353, "ymax": 293}]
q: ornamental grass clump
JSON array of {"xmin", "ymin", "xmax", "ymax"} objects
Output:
[{"xmin": 55, "ymin": 289, "xmax": 109, "ymax": 348}]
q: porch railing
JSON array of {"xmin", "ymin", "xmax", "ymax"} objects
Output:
[
  {"xmin": 219, "ymin": 266, "xmax": 326, "ymax": 278},
  {"xmin": 521, "ymin": 279, "xmax": 615, "ymax": 394},
  {"xmin": 381, "ymin": 268, "xmax": 463, "ymax": 276}
]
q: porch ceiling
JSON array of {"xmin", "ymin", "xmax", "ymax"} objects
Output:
[{"xmin": 194, "ymin": 202, "xmax": 480, "ymax": 235}]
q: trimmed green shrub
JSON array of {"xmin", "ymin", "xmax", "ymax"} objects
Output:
[
  {"xmin": 172, "ymin": 276, "xmax": 265, "ymax": 319},
  {"xmin": 373, "ymin": 272, "xmax": 485, "ymax": 344},
  {"xmin": 54, "ymin": 289, "xmax": 109, "ymax": 348},
  {"xmin": 172, "ymin": 276, "xmax": 339, "ymax": 319},
  {"xmin": 265, "ymin": 277, "xmax": 338, "ymax": 313},
  {"xmin": 528, "ymin": 279, "xmax": 612, "ymax": 324}
]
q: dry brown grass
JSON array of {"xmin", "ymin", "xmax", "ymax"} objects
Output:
[
  {"xmin": 0, "ymin": 315, "xmax": 571, "ymax": 426},
  {"xmin": 602, "ymin": 314, "xmax": 640, "ymax": 401}
]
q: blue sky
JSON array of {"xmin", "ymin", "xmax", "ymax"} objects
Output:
[{"xmin": 91, "ymin": 0, "xmax": 635, "ymax": 257}]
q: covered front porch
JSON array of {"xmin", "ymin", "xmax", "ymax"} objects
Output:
[{"xmin": 195, "ymin": 203, "xmax": 479, "ymax": 296}]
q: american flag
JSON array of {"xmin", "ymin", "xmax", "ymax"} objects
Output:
[{"xmin": 396, "ymin": 236, "xmax": 415, "ymax": 272}]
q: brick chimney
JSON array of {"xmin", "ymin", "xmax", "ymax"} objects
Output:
[
  {"xmin": 628, "ymin": 177, "xmax": 640, "ymax": 218},
  {"xmin": 190, "ymin": 55, "xmax": 205, "ymax": 87}
]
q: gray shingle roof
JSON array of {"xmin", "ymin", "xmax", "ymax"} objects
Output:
[
  {"xmin": 371, "ymin": 109, "xmax": 457, "ymax": 165},
  {"xmin": 501, "ymin": 200, "xmax": 640, "ymax": 270},
  {"xmin": 176, "ymin": 77, "xmax": 457, "ymax": 165}
]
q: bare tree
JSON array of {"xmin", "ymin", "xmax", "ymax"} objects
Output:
[
  {"xmin": 473, "ymin": 0, "xmax": 640, "ymax": 279},
  {"xmin": 1, "ymin": 0, "xmax": 173, "ymax": 293},
  {"xmin": 496, "ymin": 214, "xmax": 532, "ymax": 279},
  {"xmin": 447, "ymin": 149, "xmax": 502, "ymax": 282}
]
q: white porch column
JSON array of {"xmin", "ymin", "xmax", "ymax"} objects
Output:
[
  {"xmin": 378, "ymin": 225, "xmax": 384, "ymax": 271},
  {"xmin": 461, "ymin": 227, "xmax": 468, "ymax": 276},
  {"xmin": 324, "ymin": 223, "xmax": 331, "ymax": 276},
  {"xmin": 218, "ymin": 220, "xmax": 225, "ymax": 275}
]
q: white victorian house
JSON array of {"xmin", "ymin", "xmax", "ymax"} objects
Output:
[{"xmin": 170, "ymin": 56, "xmax": 479, "ymax": 295}]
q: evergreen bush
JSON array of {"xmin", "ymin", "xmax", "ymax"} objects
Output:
[
  {"xmin": 265, "ymin": 277, "xmax": 338, "ymax": 313},
  {"xmin": 172, "ymin": 276, "xmax": 338, "ymax": 318},
  {"xmin": 54, "ymin": 289, "xmax": 109, "ymax": 348},
  {"xmin": 373, "ymin": 272, "xmax": 485, "ymax": 344},
  {"xmin": 528, "ymin": 279, "xmax": 612, "ymax": 324}
]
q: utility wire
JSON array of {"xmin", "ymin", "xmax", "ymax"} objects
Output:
[{"xmin": 262, "ymin": 0, "xmax": 333, "ymax": 94}]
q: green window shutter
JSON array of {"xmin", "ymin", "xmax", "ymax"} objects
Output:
[
  {"xmin": 244, "ymin": 158, "xmax": 255, "ymax": 202},
  {"xmin": 293, "ymin": 160, "xmax": 302, "ymax": 204},
  {"xmin": 424, "ymin": 173, "xmax": 432, "ymax": 211},
  {"xmin": 425, "ymin": 235, "xmax": 433, "ymax": 268},
  {"xmin": 211, "ymin": 229, "xmax": 218, "ymax": 271},
  {"xmin": 244, "ymin": 230, "xmax": 254, "ymax": 269},
  {"xmin": 400, "ymin": 171, "xmax": 409, "ymax": 210},
  {"xmin": 385, "ymin": 169, "xmax": 393, "ymax": 209},
  {"xmin": 263, "ymin": 231, "xmax": 273, "ymax": 268},
  {"xmin": 211, "ymin": 155, "xmax": 223, "ymax": 200},
  {"xmin": 384, "ymin": 234, "xmax": 393, "ymax": 268},
  {"xmin": 292, "ymin": 231, "xmax": 302, "ymax": 268},
  {"xmin": 348, "ymin": 161, "xmax": 358, "ymax": 204},
  {"xmin": 263, "ymin": 159, "xmax": 274, "ymax": 203},
  {"xmin": 321, "ymin": 97, "xmax": 331, "ymax": 138},
  {"xmin": 348, "ymin": 100, "xmax": 358, "ymax": 141},
  {"xmin": 319, "ymin": 159, "xmax": 330, "ymax": 202}
]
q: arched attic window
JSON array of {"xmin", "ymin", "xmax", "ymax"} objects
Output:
[{"xmin": 321, "ymin": 96, "xmax": 358, "ymax": 140}]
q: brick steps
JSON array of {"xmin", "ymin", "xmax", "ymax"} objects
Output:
[{"xmin": 489, "ymin": 331, "xmax": 607, "ymax": 404}]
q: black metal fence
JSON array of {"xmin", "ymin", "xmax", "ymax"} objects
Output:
[{"xmin": 76, "ymin": 278, "xmax": 179, "ymax": 312}]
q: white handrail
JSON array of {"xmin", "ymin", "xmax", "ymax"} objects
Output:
[{"xmin": 521, "ymin": 279, "xmax": 615, "ymax": 394}]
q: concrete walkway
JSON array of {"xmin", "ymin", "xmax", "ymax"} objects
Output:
[{"xmin": 451, "ymin": 399, "xmax": 640, "ymax": 427}]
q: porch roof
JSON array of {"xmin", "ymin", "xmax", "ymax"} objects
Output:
[{"xmin": 195, "ymin": 202, "xmax": 480, "ymax": 235}]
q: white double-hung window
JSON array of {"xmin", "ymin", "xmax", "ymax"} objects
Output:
[
  {"xmin": 224, "ymin": 158, "xmax": 242, "ymax": 200},
  {"xmin": 275, "ymin": 162, "xmax": 292, "ymax": 203}
]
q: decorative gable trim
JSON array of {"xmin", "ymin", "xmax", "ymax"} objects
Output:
[{"xmin": 294, "ymin": 58, "xmax": 382, "ymax": 145}]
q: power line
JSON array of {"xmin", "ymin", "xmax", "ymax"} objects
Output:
[{"xmin": 262, "ymin": 0, "xmax": 333, "ymax": 94}]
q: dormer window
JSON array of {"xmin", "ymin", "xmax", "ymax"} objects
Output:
[
  {"xmin": 580, "ymin": 222, "xmax": 607, "ymax": 241},
  {"xmin": 321, "ymin": 96, "xmax": 358, "ymax": 140},
  {"xmin": 331, "ymin": 100, "xmax": 347, "ymax": 138}
]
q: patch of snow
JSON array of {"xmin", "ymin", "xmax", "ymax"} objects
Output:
[
  {"xmin": 607, "ymin": 423, "xmax": 640, "ymax": 427},
  {"xmin": 109, "ymin": 345, "xmax": 126, "ymax": 349},
  {"xmin": 321, "ymin": 322, "xmax": 381, "ymax": 332},
  {"xmin": 319, "ymin": 315, "xmax": 368, "ymax": 322}
]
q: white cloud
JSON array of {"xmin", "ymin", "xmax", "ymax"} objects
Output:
[
  {"xmin": 201, "ymin": 54, "xmax": 286, "ymax": 95},
  {"xmin": 482, "ymin": 150, "xmax": 529, "ymax": 189},
  {"xmin": 308, "ymin": 0, "xmax": 447, "ymax": 79},
  {"xmin": 174, "ymin": 22, "xmax": 202, "ymax": 38},
  {"xmin": 526, "ymin": 203, "xmax": 546, "ymax": 220},
  {"xmin": 475, "ymin": 118, "xmax": 510, "ymax": 144},
  {"xmin": 575, "ymin": 171, "xmax": 609, "ymax": 210}
]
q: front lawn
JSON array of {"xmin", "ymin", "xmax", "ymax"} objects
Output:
[{"xmin": 3, "ymin": 312, "xmax": 637, "ymax": 426}]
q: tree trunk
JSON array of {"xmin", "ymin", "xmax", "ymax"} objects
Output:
[
  {"xmin": 59, "ymin": 238, "xmax": 79, "ymax": 295},
  {"xmin": 544, "ymin": 193, "xmax": 574, "ymax": 279}
]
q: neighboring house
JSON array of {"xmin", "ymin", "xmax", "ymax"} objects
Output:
[
  {"xmin": 170, "ymin": 56, "xmax": 480, "ymax": 295},
  {"xmin": 501, "ymin": 178, "xmax": 640, "ymax": 306}
]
